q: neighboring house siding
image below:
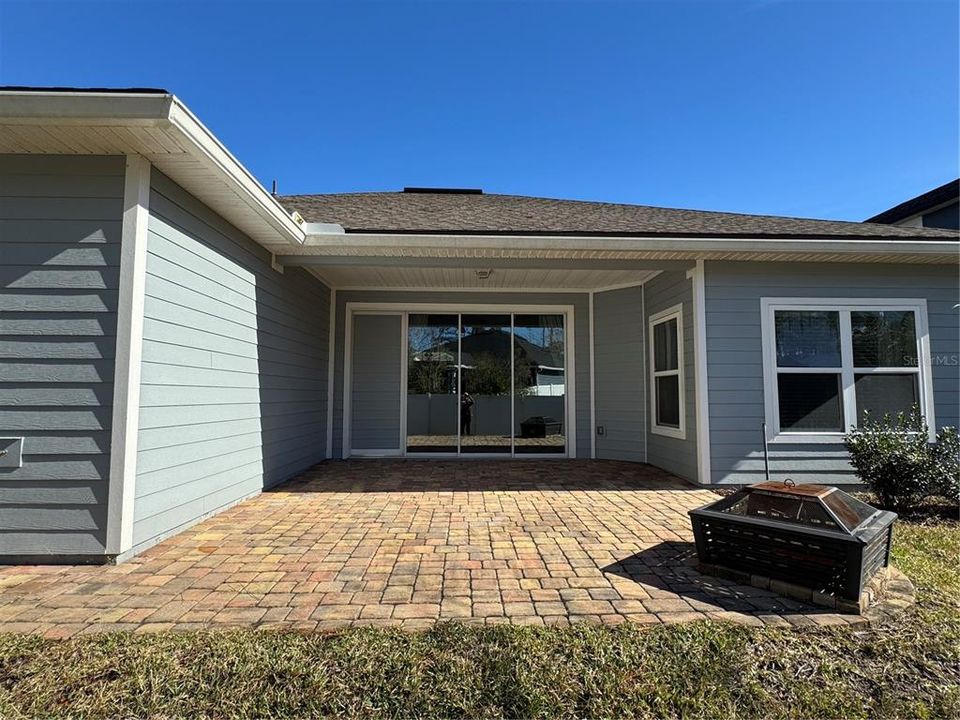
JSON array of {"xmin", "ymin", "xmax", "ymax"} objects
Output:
[
  {"xmin": 350, "ymin": 314, "xmax": 402, "ymax": 450},
  {"xmin": 704, "ymin": 260, "xmax": 959, "ymax": 484},
  {"xmin": 643, "ymin": 270, "xmax": 698, "ymax": 481},
  {"xmin": 0, "ymin": 154, "xmax": 124, "ymax": 557},
  {"xmin": 593, "ymin": 286, "xmax": 645, "ymax": 462},
  {"xmin": 922, "ymin": 201, "xmax": 959, "ymax": 230},
  {"xmin": 132, "ymin": 170, "xmax": 330, "ymax": 552},
  {"xmin": 332, "ymin": 291, "xmax": 591, "ymax": 458}
]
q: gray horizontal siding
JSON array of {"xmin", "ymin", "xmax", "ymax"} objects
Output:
[
  {"xmin": 132, "ymin": 170, "xmax": 330, "ymax": 553},
  {"xmin": 643, "ymin": 270, "xmax": 698, "ymax": 482},
  {"xmin": 0, "ymin": 154, "xmax": 124, "ymax": 557},
  {"xmin": 333, "ymin": 291, "xmax": 590, "ymax": 458},
  {"xmin": 593, "ymin": 286, "xmax": 645, "ymax": 462},
  {"xmin": 704, "ymin": 260, "xmax": 960, "ymax": 484}
]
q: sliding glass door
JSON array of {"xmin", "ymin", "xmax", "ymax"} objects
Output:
[
  {"xmin": 405, "ymin": 312, "xmax": 567, "ymax": 456},
  {"xmin": 460, "ymin": 314, "xmax": 512, "ymax": 453},
  {"xmin": 513, "ymin": 314, "xmax": 566, "ymax": 455},
  {"xmin": 406, "ymin": 314, "xmax": 459, "ymax": 453}
]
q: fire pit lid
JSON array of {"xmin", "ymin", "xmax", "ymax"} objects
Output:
[{"xmin": 719, "ymin": 480, "xmax": 882, "ymax": 535}]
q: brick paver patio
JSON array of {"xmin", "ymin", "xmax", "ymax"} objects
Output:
[{"xmin": 0, "ymin": 460, "xmax": 862, "ymax": 637}]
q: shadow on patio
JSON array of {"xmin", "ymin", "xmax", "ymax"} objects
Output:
[
  {"xmin": 272, "ymin": 458, "xmax": 711, "ymax": 494},
  {"xmin": 602, "ymin": 541, "xmax": 824, "ymax": 616}
]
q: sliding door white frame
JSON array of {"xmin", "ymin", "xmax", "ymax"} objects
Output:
[{"xmin": 344, "ymin": 302, "xmax": 576, "ymax": 459}]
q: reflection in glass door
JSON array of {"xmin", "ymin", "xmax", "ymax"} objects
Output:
[
  {"xmin": 460, "ymin": 314, "xmax": 512, "ymax": 453},
  {"xmin": 513, "ymin": 315, "xmax": 566, "ymax": 454},
  {"xmin": 405, "ymin": 312, "xmax": 567, "ymax": 456},
  {"xmin": 406, "ymin": 314, "xmax": 459, "ymax": 453}
]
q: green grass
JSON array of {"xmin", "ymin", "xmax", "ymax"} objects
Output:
[{"xmin": 1, "ymin": 520, "xmax": 957, "ymax": 719}]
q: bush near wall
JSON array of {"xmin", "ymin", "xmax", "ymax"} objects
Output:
[{"xmin": 844, "ymin": 408, "xmax": 959, "ymax": 512}]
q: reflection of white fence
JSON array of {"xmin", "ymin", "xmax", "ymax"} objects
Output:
[
  {"xmin": 407, "ymin": 394, "xmax": 565, "ymax": 436},
  {"xmin": 527, "ymin": 369, "xmax": 564, "ymax": 396}
]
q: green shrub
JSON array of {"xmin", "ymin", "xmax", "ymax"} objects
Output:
[
  {"xmin": 930, "ymin": 425, "xmax": 960, "ymax": 504},
  {"xmin": 844, "ymin": 408, "xmax": 958, "ymax": 512}
]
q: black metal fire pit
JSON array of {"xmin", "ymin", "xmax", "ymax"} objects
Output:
[{"xmin": 689, "ymin": 481, "xmax": 896, "ymax": 604}]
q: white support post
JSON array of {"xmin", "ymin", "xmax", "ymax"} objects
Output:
[
  {"xmin": 687, "ymin": 259, "xmax": 713, "ymax": 485},
  {"xmin": 326, "ymin": 288, "xmax": 336, "ymax": 459},
  {"xmin": 106, "ymin": 155, "xmax": 151, "ymax": 556},
  {"xmin": 588, "ymin": 291, "xmax": 596, "ymax": 459}
]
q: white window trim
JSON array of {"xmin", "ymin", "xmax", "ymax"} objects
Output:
[
  {"xmin": 649, "ymin": 303, "xmax": 686, "ymax": 440},
  {"xmin": 760, "ymin": 297, "xmax": 936, "ymax": 444}
]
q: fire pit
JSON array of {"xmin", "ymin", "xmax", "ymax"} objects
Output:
[{"xmin": 689, "ymin": 481, "xmax": 896, "ymax": 609}]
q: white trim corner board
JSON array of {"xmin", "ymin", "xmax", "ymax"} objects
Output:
[
  {"xmin": 106, "ymin": 155, "xmax": 151, "ymax": 557},
  {"xmin": 689, "ymin": 260, "xmax": 712, "ymax": 484},
  {"xmin": 588, "ymin": 291, "xmax": 596, "ymax": 459},
  {"xmin": 325, "ymin": 288, "xmax": 336, "ymax": 459}
]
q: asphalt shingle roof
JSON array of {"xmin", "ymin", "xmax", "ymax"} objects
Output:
[{"xmin": 279, "ymin": 191, "xmax": 960, "ymax": 239}]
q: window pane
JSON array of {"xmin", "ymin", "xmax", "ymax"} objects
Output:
[
  {"xmin": 851, "ymin": 311, "xmax": 917, "ymax": 368},
  {"xmin": 653, "ymin": 318, "xmax": 678, "ymax": 372},
  {"xmin": 406, "ymin": 314, "xmax": 459, "ymax": 453},
  {"xmin": 854, "ymin": 373, "xmax": 919, "ymax": 421},
  {"xmin": 777, "ymin": 373, "xmax": 843, "ymax": 431},
  {"xmin": 513, "ymin": 314, "xmax": 566, "ymax": 455},
  {"xmin": 656, "ymin": 375, "xmax": 680, "ymax": 427},
  {"xmin": 460, "ymin": 315, "xmax": 512, "ymax": 453},
  {"xmin": 775, "ymin": 311, "xmax": 841, "ymax": 367}
]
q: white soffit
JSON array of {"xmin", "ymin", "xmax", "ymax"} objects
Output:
[
  {"xmin": 311, "ymin": 265, "xmax": 657, "ymax": 290},
  {"xmin": 0, "ymin": 90, "xmax": 305, "ymax": 247}
]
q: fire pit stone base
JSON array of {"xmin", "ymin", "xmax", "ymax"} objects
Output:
[{"xmin": 697, "ymin": 562, "xmax": 916, "ymax": 616}]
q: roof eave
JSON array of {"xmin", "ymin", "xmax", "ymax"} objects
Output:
[
  {"xmin": 335, "ymin": 227, "xmax": 959, "ymax": 241},
  {"xmin": 0, "ymin": 90, "xmax": 305, "ymax": 246},
  {"xmin": 291, "ymin": 230, "xmax": 959, "ymax": 260}
]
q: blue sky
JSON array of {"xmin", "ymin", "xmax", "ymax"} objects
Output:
[{"xmin": 0, "ymin": 0, "xmax": 956, "ymax": 221}]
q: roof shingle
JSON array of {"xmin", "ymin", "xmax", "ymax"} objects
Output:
[{"xmin": 279, "ymin": 191, "xmax": 960, "ymax": 239}]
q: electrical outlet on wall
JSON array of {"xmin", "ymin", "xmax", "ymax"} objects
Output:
[{"xmin": 0, "ymin": 437, "xmax": 24, "ymax": 468}]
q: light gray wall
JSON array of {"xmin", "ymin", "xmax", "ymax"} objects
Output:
[
  {"xmin": 132, "ymin": 170, "xmax": 331, "ymax": 553},
  {"xmin": 593, "ymin": 285, "xmax": 646, "ymax": 462},
  {"xmin": 350, "ymin": 314, "xmax": 402, "ymax": 450},
  {"xmin": 0, "ymin": 154, "xmax": 124, "ymax": 558},
  {"xmin": 643, "ymin": 270, "xmax": 699, "ymax": 481},
  {"xmin": 704, "ymin": 260, "xmax": 959, "ymax": 484},
  {"xmin": 333, "ymin": 291, "xmax": 590, "ymax": 458}
]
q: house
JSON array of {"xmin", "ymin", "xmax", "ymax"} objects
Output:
[
  {"xmin": 866, "ymin": 178, "xmax": 959, "ymax": 230},
  {"xmin": 1, "ymin": 87, "xmax": 957, "ymax": 563}
]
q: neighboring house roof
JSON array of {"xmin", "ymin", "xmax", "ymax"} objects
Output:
[
  {"xmin": 280, "ymin": 189, "xmax": 959, "ymax": 239},
  {"xmin": 865, "ymin": 179, "xmax": 960, "ymax": 225}
]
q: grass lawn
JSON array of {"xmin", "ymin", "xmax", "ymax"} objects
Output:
[{"xmin": 1, "ymin": 516, "xmax": 957, "ymax": 719}]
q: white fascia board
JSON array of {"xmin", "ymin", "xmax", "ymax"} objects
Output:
[
  {"xmin": 166, "ymin": 99, "xmax": 305, "ymax": 244},
  {"xmin": 0, "ymin": 90, "xmax": 305, "ymax": 246},
  {"xmin": 0, "ymin": 90, "xmax": 174, "ymax": 123},
  {"xmin": 299, "ymin": 231, "xmax": 959, "ymax": 258}
]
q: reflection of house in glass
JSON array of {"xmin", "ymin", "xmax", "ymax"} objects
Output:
[
  {"xmin": 412, "ymin": 327, "xmax": 564, "ymax": 395},
  {"xmin": 406, "ymin": 314, "xmax": 566, "ymax": 454}
]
